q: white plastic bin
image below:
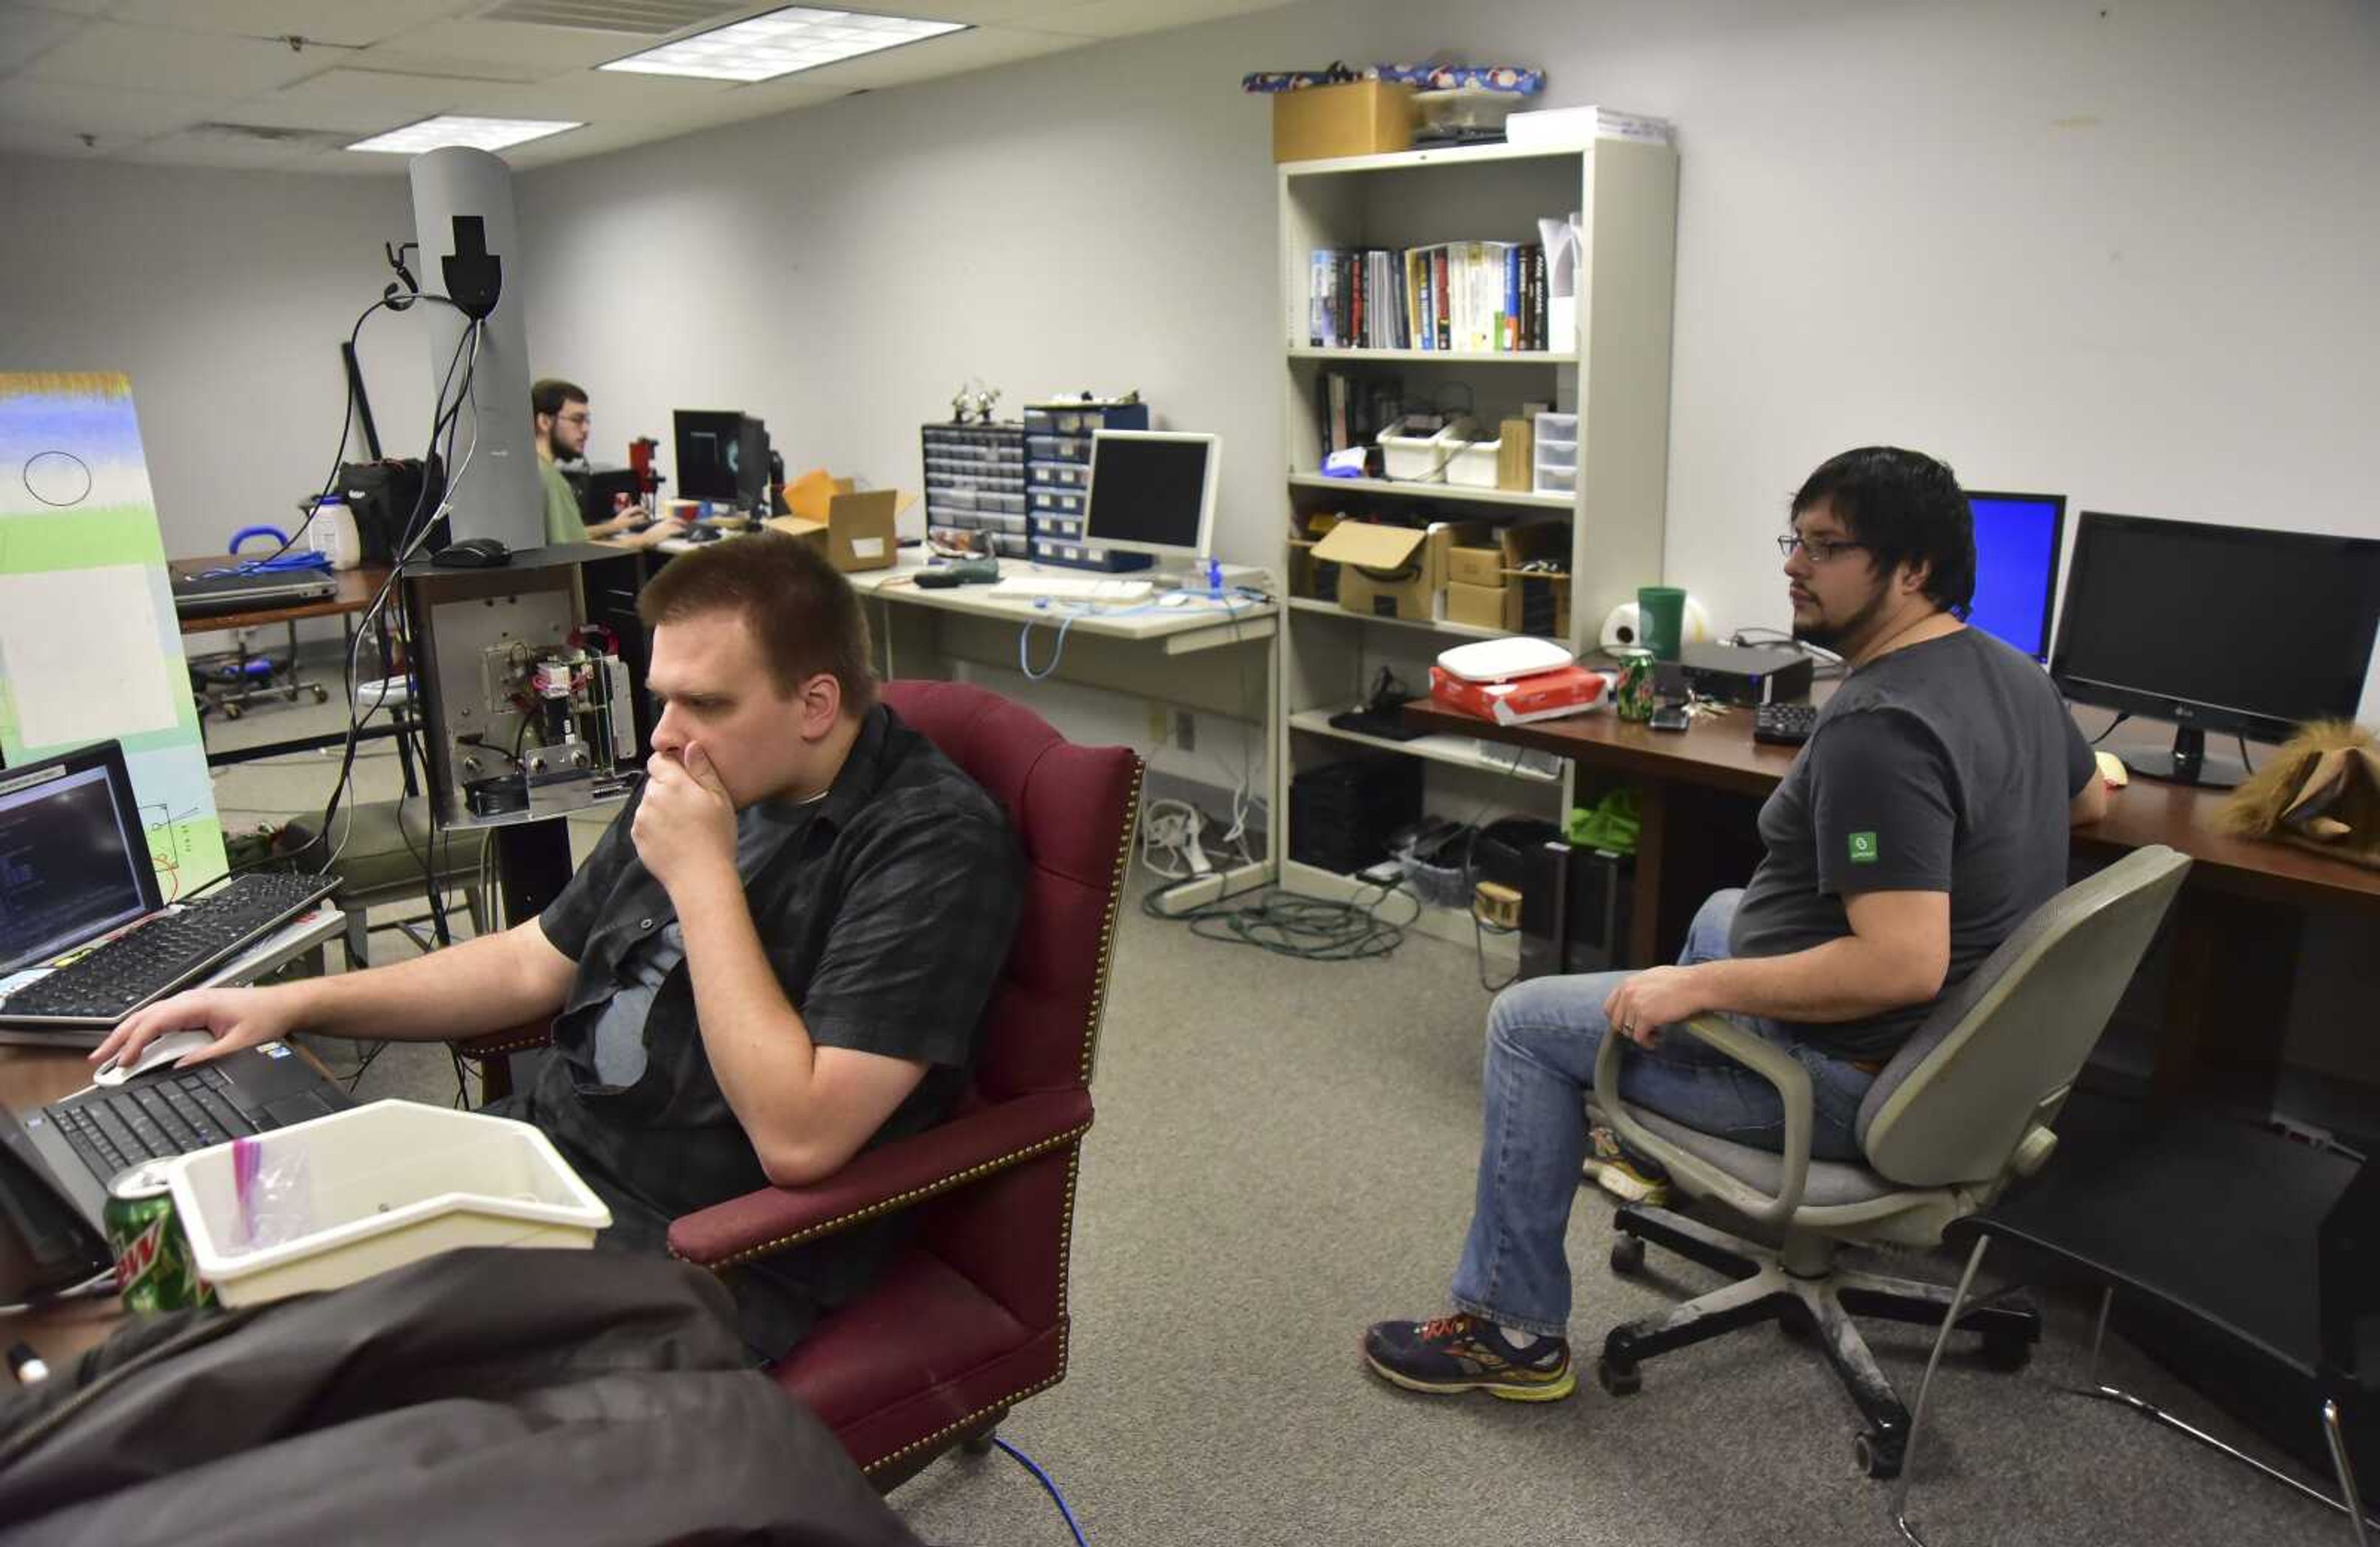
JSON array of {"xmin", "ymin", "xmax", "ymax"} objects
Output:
[
  {"xmin": 1445, "ymin": 436, "xmax": 1502, "ymax": 488},
  {"xmin": 1534, "ymin": 465, "xmax": 1579, "ymax": 496},
  {"xmin": 167, "ymin": 1100, "xmax": 610, "ymax": 1307},
  {"xmin": 1376, "ymin": 418, "xmax": 1482, "ymax": 482},
  {"xmin": 1534, "ymin": 411, "xmax": 1578, "ymax": 444},
  {"xmin": 1534, "ymin": 438, "xmax": 1579, "ymax": 471}
]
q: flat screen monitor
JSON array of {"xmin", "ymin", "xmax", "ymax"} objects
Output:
[
  {"xmin": 1963, "ymin": 491, "xmax": 2065, "ymax": 661},
  {"xmin": 2049, "ymin": 511, "xmax": 2380, "ymax": 787},
  {"xmin": 0, "ymin": 741, "xmax": 157, "ymax": 977},
  {"xmin": 1083, "ymin": 431, "xmax": 1218, "ymax": 563},
  {"xmin": 673, "ymin": 410, "xmax": 746, "ymax": 503}
]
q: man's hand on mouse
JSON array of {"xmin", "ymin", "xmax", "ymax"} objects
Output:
[
  {"xmin": 628, "ymin": 517, "xmax": 690, "ymax": 550},
  {"xmin": 91, "ymin": 987, "xmax": 294, "ymax": 1073},
  {"xmin": 632, "ymin": 742, "xmax": 738, "ymax": 897}
]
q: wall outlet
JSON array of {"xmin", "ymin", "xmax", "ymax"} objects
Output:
[{"xmin": 1174, "ymin": 710, "xmax": 1196, "ymax": 752}]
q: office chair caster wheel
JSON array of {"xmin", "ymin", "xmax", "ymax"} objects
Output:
[
  {"xmin": 1980, "ymin": 1328, "xmax": 2033, "ymax": 1372},
  {"xmin": 1609, "ymin": 1235, "xmax": 1646, "ymax": 1276},
  {"xmin": 1854, "ymin": 1429, "xmax": 1903, "ymax": 1480},
  {"xmin": 311, "ymin": 684, "xmax": 329, "ymax": 703},
  {"xmin": 962, "ymin": 1430, "xmax": 999, "ymax": 1457},
  {"xmin": 1595, "ymin": 1357, "xmax": 1642, "ymax": 1397},
  {"xmin": 221, "ymin": 702, "xmax": 243, "ymax": 721}
]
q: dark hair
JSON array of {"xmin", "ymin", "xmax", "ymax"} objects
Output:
[
  {"xmin": 637, "ymin": 531, "xmax": 877, "ymax": 715},
  {"xmin": 530, "ymin": 378, "xmax": 586, "ymax": 419},
  {"xmin": 1791, "ymin": 447, "xmax": 1975, "ymax": 617}
]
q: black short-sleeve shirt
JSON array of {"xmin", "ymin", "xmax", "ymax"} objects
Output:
[
  {"xmin": 504, "ymin": 704, "xmax": 1021, "ymax": 1357},
  {"xmin": 1729, "ymin": 628, "xmax": 2095, "ymax": 1060}
]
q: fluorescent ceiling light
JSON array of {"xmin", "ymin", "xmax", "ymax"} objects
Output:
[
  {"xmin": 601, "ymin": 6, "xmax": 967, "ymax": 83},
  {"xmin": 348, "ymin": 116, "xmax": 583, "ymax": 154}
]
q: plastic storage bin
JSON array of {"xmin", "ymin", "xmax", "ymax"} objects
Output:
[
  {"xmin": 1033, "ymin": 462, "xmax": 1092, "ymax": 491},
  {"xmin": 1377, "ymin": 418, "xmax": 1482, "ymax": 482},
  {"xmin": 167, "ymin": 1101, "xmax": 610, "ymax": 1308},
  {"xmin": 1026, "ymin": 434, "xmax": 1094, "ymax": 465},
  {"xmin": 1445, "ymin": 436, "xmax": 1502, "ymax": 488},
  {"xmin": 1533, "ymin": 465, "xmax": 1578, "ymax": 496}
]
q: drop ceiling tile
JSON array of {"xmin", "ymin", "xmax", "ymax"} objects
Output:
[
  {"xmin": 361, "ymin": 15, "xmax": 658, "ymax": 75},
  {"xmin": 0, "ymin": 4, "xmax": 85, "ymax": 74},
  {"xmin": 21, "ymin": 19, "xmax": 325, "ymax": 95},
  {"xmin": 776, "ymin": 22, "xmax": 1077, "ymax": 90},
  {"xmin": 0, "ymin": 78, "xmax": 229, "ymax": 141},
  {"xmin": 265, "ymin": 66, "xmax": 518, "ymax": 123},
  {"xmin": 100, "ymin": 1, "xmax": 471, "ymax": 50},
  {"xmin": 129, "ymin": 125, "xmax": 325, "ymax": 167},
  {"xmin": 1007, "ymin": 0, "xmax": 1292, "ymax": 40}
]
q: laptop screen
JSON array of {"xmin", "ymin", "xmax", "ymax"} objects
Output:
[{"xmin": 0, "ymin": 747, "xmax": 155, "ymax": 977}]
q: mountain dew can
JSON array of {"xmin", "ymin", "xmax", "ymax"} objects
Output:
[
  {"xmin": 1613, "ymin": 650, "xmax": 1657, "ymax": 723},
  {"xmin": 105, "ymin": 1163, "xmax": 213, "ymax": 1312}
]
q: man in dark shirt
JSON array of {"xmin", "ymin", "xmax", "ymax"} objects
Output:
[
  {"xmin": 101, "ymin": 532, "xmax": 1021, "ymax": 1356},
  {"xmin": 1362, "ymin": 447, "xmax": 2107, "ymax": 1403}
]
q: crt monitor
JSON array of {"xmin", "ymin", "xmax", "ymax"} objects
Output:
[
  {"xmin": 2048, "ymin": 511, "xmax": 2380, "ymax": 788},
  {"xmin": 673, "ymin": 410, "xmax": 746, "ymax": 503},
  {"xmin": 1963, "ymin": 491, "xmax": 2065, "ymax": 661},
  {"xmin": 1083, "ymin": 431, "xmax": 1219, "ymax": 563}
]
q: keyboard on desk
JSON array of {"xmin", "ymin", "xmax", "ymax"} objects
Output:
[
  {"xmin": 988, "ymin": 576, "xmax": 1153, "ymax": 604},
  {"xmin": 0, "ymin": 870, "xmax": 337, "ymax": 1026},
  {"xmin": 48, "ymin": 1067, "xmax": 258, "ymax": 1183},
  {"xmin": 1753, "ymin": 702, "xmax": 1821, "ymax": 746}
]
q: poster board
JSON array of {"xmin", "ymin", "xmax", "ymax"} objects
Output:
[{"xmin": 0, "ymin": 372, "xmax": 228, "ymax": 898}]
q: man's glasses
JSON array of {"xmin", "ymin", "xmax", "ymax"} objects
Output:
[
  {"xmin": 557, "ymin": 412, "xmax": 592, "ymax": 427},
  {"xmin": 1776, "ymin": 534, "xmax": 1867, "ymax": 563}
]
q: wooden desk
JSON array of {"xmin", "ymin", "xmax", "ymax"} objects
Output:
[{"xmin": 1405, "ymin": 692, "xmax": 2380, "ymax": 1114}]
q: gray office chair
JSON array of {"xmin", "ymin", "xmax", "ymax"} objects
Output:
[
  {"xmin": 320, "ymin": 799, "xmax": 490, "ymax": 966},
  {"xmin": 1590, "ymin": 844, "xmax": 2193, "ymax": 1480}
]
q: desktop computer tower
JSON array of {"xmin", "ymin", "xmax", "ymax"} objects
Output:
[{"xmin": 1517, "ymin": 841, "xmax": 1633, "ymax": 981}]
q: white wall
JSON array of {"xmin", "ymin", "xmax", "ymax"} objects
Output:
[{"xmin": 0, "ymin": 157, "xmax": 436, "ymax": 571}]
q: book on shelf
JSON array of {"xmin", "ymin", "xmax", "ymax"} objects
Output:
[{"xmin": 1307, "ymin": 242, "xmax": 1554, "ymax": 352}]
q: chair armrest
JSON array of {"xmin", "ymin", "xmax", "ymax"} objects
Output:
[
  {"xmin": 1596, "ymin": 1013, "xmax": 1814, "ymax": 1225},
  {"xmin": 452, "ymin": 1019, "xmax": 554, "ymax": 1061},
  {"xmin": 668, "ymin": 1088, "xmax": 1094, "ymax": 1271}
]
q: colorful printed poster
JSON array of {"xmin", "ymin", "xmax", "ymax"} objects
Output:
[{"xmin": 0, "ymin": 372, "xmax": 227, "ymax": 897}]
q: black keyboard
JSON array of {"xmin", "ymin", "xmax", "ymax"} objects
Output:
[
  {"xmin": 1754, "ymin": 702, "xmax": 1820, "ymax": 746},
  {"xmin": 0, "ymin": 870, "xmax": 335, "ymax": 1021},
  {"xmin": 51, "ymin": 1067, "xmax": 258, "ymax": 1183}
]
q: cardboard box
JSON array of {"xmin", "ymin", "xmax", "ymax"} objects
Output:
[
  {"xmin": 1446, "ymin": 580, "xmax": 1508, "ymax": 630},
  {"xmin": 825, "ymin": 489, "xmax": 899, "ymax": 572},
  {"xmin": 1447, "ymin": 544, "xmax": 1505, "ymax": 588},
  {"xmin": 1429, "ymin": 663, "xmax": 1608, "ymax": 726},
  {"xmin": 1272, "ymin": 80, "xmax": 1417, "ymax": 164},
  {"xmin": 1313, "ymin": 520, "xmax": 1445, "ymax": 621},
  {"xmin": 1497, "ymin": 419, "xmax": 1535, "ymax": 491}
]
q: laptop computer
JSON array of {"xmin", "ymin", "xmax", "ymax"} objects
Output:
[
  {"xmin": 171, "ymin": 565, "xmax": 337, "ymax": 618},
  {"xmin": 0, "ymin": 741, "xmax": 337, "ymax": 1037},
  {"xmin": 0, "ymin": 1042, "xmax": 356, "ymax": 1300}
]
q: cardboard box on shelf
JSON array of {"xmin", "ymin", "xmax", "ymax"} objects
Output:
[
  {"xmin": 1447, "ymin": 580, "xmax": 1507, "ymax": 631},
  {"xmin": 1313, "ymin": 519, "xmax": 1462, "ymax": 621},
  {"xmin": 1447, "ymin": 542, "xmax": 1505, "ymax": 588},
  {"xmin": 1497, "ymin": 419, "xmax": 1536, "ymax": 491},
  {"xmin": 1287, "ymin": 510, "xmax": 1345, "ymax": 601},
  {"xmin": 1272, "ymin": 80, "xmax": 1417, "ymax": 163}
]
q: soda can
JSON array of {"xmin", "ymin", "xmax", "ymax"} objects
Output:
[
  {"xmin": 612, "ymin": 492, "xmax": 632, "ymax": 514},
  {"xmin": 1613, "ymin": 649, "xmax": 1657, "ymax": 723},
  {"xmin": 104, "ymin": 1163, "xmax": 213, "ymax": 1312}
]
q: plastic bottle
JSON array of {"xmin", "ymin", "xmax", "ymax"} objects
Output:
[{"xmin": 309, "ymin": 495, "xmax": 361, "ymax": 571}]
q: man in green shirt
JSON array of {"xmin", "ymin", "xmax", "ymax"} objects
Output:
[{"xmin": 534, "ymin": 377, "xmax": 684, "ymax": 549}]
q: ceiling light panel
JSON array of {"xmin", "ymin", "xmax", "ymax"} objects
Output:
[
  {"xmin": 600, "ymin": 6, "xmax": 967, "ymax": 83},
  {"xmin": 348, "ymin": 115, "xmax": 584, "ymax": 153}
]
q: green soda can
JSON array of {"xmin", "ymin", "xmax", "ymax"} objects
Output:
[
  {"xmin": 105, "ymin": 1163, "xmax": 213, "ymax": 1312},
  {"xmin": 1613, "ymin": 650, "xmax": 1657, "ymax": 723}
]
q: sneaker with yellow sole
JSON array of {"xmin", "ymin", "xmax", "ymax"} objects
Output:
[
  {"xmin": 1583, "ymin": 1124, "xmax": 1672, "ymax": 1207},
  {"xmin": 1361, "ymin": 1313, "xmax": 1576, "ymax": 1401}
]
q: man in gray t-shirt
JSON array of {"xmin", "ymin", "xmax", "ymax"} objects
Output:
[{"xmin": 1365, "ymin": 446, "xmax": 2109, "ymax": 1403}]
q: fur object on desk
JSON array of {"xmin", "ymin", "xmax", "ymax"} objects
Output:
[{"xmin": 2216, "ymin": 720, "xmax": 2380, "ymax": 870}]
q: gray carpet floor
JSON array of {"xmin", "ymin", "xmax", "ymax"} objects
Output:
[{"xmin": 203, "ymin": 686, "xmax": 2348, "ymax": 1547}]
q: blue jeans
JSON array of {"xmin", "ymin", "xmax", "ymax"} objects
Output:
[{"xmin": 1448, "ymin": 890, "xmax": 1879, "ymax": 1339}]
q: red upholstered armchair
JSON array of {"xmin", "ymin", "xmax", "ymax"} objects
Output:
[{"xmin": 459, "ymin": 681, "xmax": 1141, "ymax": 1487}]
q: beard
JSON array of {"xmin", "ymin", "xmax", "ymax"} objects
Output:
[{"xmin": 1792, "ymin": 580, "xmax": 1890, "ymax": 652}]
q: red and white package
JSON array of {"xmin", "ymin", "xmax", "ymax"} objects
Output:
[{"xmin": 1429, "ymin": 663, "xmax": 1608, "ymax": 726}]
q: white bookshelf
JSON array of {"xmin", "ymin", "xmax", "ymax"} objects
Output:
[{"xmin": 1274, "ymin": 133, "xmax": 1680, "ymax": 908}]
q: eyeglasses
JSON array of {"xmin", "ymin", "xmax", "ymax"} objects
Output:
[
  {"xmin": 1776, "ymin": 534, "xmax": 1867, "ymax": 563},
  {"xmin": 557, "ymin": 411, "xmax": 592, "ymax": 426}
]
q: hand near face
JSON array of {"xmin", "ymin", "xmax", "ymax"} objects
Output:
[{"xmin": 632, "ymin": 741, "xmax": 738, "ymax": 896}]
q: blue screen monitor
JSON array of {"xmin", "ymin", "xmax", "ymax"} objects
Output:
[{"xmin": 1964, "ymin": 491, "xmax": 2066, "ymax": 661}]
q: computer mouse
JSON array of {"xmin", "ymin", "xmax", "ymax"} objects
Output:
[
  {"xmin": 432, "ymin": 537, "xmax": 511, "ymax": 568},
  {"xmin": 95, "ymin": 1029, "xmax": 216, "ymax": 1086},
  {"xmin": 1158, "ymin": 593, "xmax": 1192, "ymax": 608}
]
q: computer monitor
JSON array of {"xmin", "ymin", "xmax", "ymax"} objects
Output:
[
  {"xmin": 1083, "ymin": 431, "xmax": 1219, "ymax": 566},
  {"xmin": 673, "ymin": 410, "xmax": 746, "ymax": 503},
  {"xmin": 2049, "ymin": 511, "xmax": 2380, "ymax": 788},
  {"xmin": 0, "ymin": 741, "xmax": 157, "ymax": 977},
  {"xmin": 1963, "ymin": 491, "xmax": 2065, "ymax": 661}
]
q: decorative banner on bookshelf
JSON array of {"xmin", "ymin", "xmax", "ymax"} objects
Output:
[{"xmin": 0, "ymin": 372, "xmax": 229, "ymax": 897}]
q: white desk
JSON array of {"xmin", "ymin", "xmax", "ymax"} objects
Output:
[{"xmin": 848, "ymin": 555, "xmax": 1281, "ymax": 914}]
